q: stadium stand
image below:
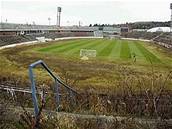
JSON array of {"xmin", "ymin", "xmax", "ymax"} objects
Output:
[
  {"xmin": 121, "ymin": 31, "xmax": 161, "ymax": 40},
  {"xmin": 122, "ymin": 31, "xmax": 172, "ymax": 49},
  {"xmin": 0, "ymin": 23, "xmax": 56, "ymax": 30},
  {"xmin": 0, "ymin": 23, "xmax": 122, "ymax": 47},
  {"xmin": 153, "ymin": 33, "xmax": 171, "ymax": 44},
  {"xmin": 0, "ymin": 35, "xmax": 34, "ymax": 46},
  {"xmin": 0, "ymin": 31, "xmax": 94, "ymax": 47}
]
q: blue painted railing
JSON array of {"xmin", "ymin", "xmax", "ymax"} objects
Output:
[{"xmin": 29, "ymin": 60, "xmax": 77, "ymax": 117}]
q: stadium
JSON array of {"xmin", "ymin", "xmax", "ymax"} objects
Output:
[{"xmin": 0, "ymin": 2, "xmax": 172, "ymax": 129}]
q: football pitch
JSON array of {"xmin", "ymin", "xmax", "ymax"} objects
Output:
[
  {"xmin": 0, "ymin": 38, "xmax": 172, "ymax": 90},
  {"xmin": 35, "ymin": 39, "xmax": 167, "ymax": 64}
]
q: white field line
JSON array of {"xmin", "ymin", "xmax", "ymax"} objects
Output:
[
  {"xmin": 0, "ymin": 41, "xmax": 38, "ymax": 50},
  {"xmin": 0, "ymin": 36, "xmax": 103, "ymax": 50},
  {"xmin": 54, "ymin": 36, "xmax": 103, "ymax": 41},
  {"xmin": 121, "ymin": 38, "xmax": 151, "ymax": 42}
]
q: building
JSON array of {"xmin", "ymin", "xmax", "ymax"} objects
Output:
[{"xmin": 147, "ymin": 27, "xmax": 171, "ymax": 33}]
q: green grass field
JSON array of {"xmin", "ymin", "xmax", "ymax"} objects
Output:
[
  {"xmin": 0, "ymin": 38, "xmax": 172, "ymax": 91},
  {"xmin": 35, "ymin": 39, "xmax": 169, "ymax": 64}
]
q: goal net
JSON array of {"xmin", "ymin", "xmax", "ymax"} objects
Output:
[
  {"xmin": 36, "ymin": 37, "xmax": 46, "ymax": 42},
  {"xmin": 80, "ymin": 49, "xmax": 97, "ymax": 58}
]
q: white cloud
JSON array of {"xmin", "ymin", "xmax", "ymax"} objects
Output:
[{"xmin": 0, "ymin": 0, "xmax": 171, "ymax": 25}]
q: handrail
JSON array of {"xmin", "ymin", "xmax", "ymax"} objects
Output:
[
  {"xmin": 29, "ymin": 60, "xmax": 77, "ymax": 93},
  {"xmin": 29, "ymin": 60, "xmax": 77, "ymax": 117}
]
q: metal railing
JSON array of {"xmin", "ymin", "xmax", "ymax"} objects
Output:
[{"xmin": 29, "ymin": 60, "xmax": 77, "ymax": 117}]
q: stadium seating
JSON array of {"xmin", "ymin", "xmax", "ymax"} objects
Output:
[
  {"xmin": 153, "ymin": 33, "xmax": 172, "ymax": 44},
  {"xmin": 122, "ymin": 31, "xmax": 161, "ymax": 40},
  {"xmin": 0, "ymin": 31, "xmax": 95, "ymax": 47},
  {"xmin": 122, "ymin": 31, "xmax": 172, "ymax": 49},
  {"xmin": 0, "ymin": 35, "xmax": 33, "ymax": 46}
]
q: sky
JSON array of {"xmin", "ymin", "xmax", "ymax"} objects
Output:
[{"xmin": 0, "ymin": 0, "xmax": 172, "ymax": 26}]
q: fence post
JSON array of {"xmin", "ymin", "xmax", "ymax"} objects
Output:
[
  {"xmin": 29, "ymin": 66, "xmax": 39, "ymax": 117},
  {"xmin": 55, "ymin": 79, "xmax": 60, "ymax": 111}
]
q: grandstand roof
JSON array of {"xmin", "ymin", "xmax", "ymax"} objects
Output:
[
  {"xmin": 0, "ymin": 23, "xmax": 96, "ymax": 31},
  {"xmin": 0, "ymin": 23, "xmax": 57, "ymax": 31},
  {"xmin": 0, "ymin": 23, "xmax": 121, "ymax": 33}
]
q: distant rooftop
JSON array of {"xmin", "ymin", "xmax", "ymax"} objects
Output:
[{"xmin": 147, "ymin": 27, "xmax": 170, "ymax": 32}]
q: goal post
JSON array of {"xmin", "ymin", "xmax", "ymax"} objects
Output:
[{"xmin": 80, "ymin": 49, "xmax": 97, "ymax": 58}]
